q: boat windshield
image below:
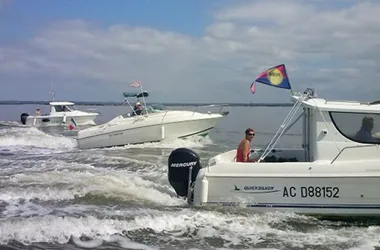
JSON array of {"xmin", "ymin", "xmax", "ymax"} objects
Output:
[
  {"xmin": 145, "ymin": 103, "xmax": 166, "ymax": 113},
  {"xmin": 66, "ymin": 105, "xmax": 77, "ymax": 111}
]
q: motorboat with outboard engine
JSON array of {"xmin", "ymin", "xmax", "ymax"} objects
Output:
[
  {"xmin": 76, "ymin": 91, "xmax": 229, "ymax": 149},
  {"xmin": 20, "ymin": 101, "xmax": 99, "ymax": 127},
  {"xmin": 167, "ymin": 88, "xmax": 380, "ymax": 217}
]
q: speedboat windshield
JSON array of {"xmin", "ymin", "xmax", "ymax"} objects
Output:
[{"xmin": 146, "ymin": 103, "xmax": 166, "ymax": 113}]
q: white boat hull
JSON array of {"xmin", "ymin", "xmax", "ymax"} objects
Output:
[
  {"xmin": 20, "ymin": 101, "xmax": 99, "ymax": 127},
  {"xmin": 76, "ymin": 111, "xmax": 223, "ymax": 149},
  {"xmin": 167, "ymin": 147, "xmax": 380, "ymax": 218},
  {"xmin": 194, "ymin": 169, "xmax": 380, "ymax": 217},
  {"xmin": 24, "ymin": 114, "xmax": 98, "ymax": 127}
]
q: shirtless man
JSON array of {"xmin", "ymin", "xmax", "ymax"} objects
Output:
[{"xmin": 236, "ymin": 128, "xmax": 256, "ymax": 162}]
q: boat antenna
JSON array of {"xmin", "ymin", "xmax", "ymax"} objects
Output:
[
  {"xmin": 258, "ymin": 88, "xmax": 315, "ymax": 162},
  {"xmin": 49, "ymin": 84, "xmax": 55, "ymax": 101},
  {"xmin": 138, "ymin": 81, "xmax": 149, "ymax": 115}
]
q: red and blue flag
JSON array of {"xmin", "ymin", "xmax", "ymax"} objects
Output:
[{"xmin": 251, "ymin": 64, "xmax": 292, "ymax": 94}]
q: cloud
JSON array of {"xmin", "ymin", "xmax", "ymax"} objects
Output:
[
  {"xmin": 1, "ymin": 0, "xmax": 380, "ymax": 102},
  {"xmin": 214, "ymin": 0, "xmax": 316, "ymax": 25}
]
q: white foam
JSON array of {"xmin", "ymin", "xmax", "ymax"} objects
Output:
[
  {"xmin": 0, "ymin": 215, "xmax": 142, "ymax": 245},
  {"xmin": 0, "ymin": 158, "xmax": 96, "ymax": 176},
  {"xmin": 77, "ymin": 153, "xmax": 156, "ymax": 169},
  {"xmin": 0, "ymin": 121, "xmax": 23, "ymax": 127},
  {"xmin": 0, "ymin": 127, "xmax": 77, "ymax": 153},
  {"xmin": 5, "ymin": 170, "xmax": 184, "ymax": 206},
  {"xmin": 71, "ymin": 237, "xmax": 104, "ymax": 248},
  {"xmin": 2, "ymin": 201, "xmax": 53, "ymax": 218},
  {"xmin": 106, "ymin": 235, "xmax": 159, "ymax": 250},
  {"xmin": 0, "ymin": 186, "xmax": 83, "ymax": 203},
  {"xmin": 1, "ymin": 211, "xmax": 379, "ymax": 249}
]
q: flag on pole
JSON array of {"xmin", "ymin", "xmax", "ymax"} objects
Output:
[
  {"xmin": 254, "ymin": 64, "xmax": 292, "ymax": 90},
  {"xmin": 68, "ymin": 117, "xmax": 77, "ymax": 130},
  {"xmin": 250, "ymin": 82, "xmax": 256, "ymax": 94},
  {"xmin": 129, "ymin": 80, "xmax": 141, "ymax": 88},
  {"xmin": 71, "ymin": 117, "xmax": 77, "ymax": 126}
]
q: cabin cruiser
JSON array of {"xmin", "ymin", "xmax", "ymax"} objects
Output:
[
  {"xmin": 20, "ymin": 101, "xmax": 99, "ymax": 127},
  {"xmin": 167, "ymin": 88, "xmax": 380, "ymax": 217},
  {"xmin": 76, "ymin": 91, "xmax": 229, "ymax": 149}
]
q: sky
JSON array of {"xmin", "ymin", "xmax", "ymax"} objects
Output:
[{"xmin": 0, "ymin": 0, "xmax": 380, "ymax": 103}]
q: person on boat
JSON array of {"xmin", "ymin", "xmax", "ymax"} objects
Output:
[
  {"xmin": 133, "ymin": 99, "xmax": 143, "ymax": 115},
  {"xmin": 354, "ymin": 116, "xmax": 379, "ymax": 143},
  {"xmin": 35, "ymin": 108, "xmax": 41, "ymax": 116},
  {"xmin": 236, "ymin": 128, "xmax": 256, "ymax": 162}
]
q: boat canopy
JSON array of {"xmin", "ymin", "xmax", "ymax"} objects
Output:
[
  {"xmin": 49, "ymin": 101, "xmax": 74, "ymax": 106},
  {"xmin": 123, "ymin": 91, "xmax": 149, "ymax": 98}
]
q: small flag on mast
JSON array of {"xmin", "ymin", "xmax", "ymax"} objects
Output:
[{"xmin": 129, "ymin": 80, "xmax": 141, "ymax": 88}]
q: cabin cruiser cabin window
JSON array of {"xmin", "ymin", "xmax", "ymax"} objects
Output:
[
  {"xmin": 67, "ymin": 105, "xmax": 77, "ymax": 111},
  {"xmin": 54, "ymin": 105, "xmax": 76, "ymax": 112},
  {"xmin": 329, "ymin": 111, "xmax": 380, "ymax": 144}
]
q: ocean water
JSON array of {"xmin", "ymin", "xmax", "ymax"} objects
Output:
[{"xmin": 0, "ymin": 104, "xmax": 379, "ymax": 250}]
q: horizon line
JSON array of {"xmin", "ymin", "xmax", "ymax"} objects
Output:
[{"xmin": 0, "ymin": 100, "xmax": 294, "ymax": 107}]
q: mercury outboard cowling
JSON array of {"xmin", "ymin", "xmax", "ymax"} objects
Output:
[
  {"xmin": 20, "ymin": 113, "xmax": 29, "ymax": 125},
  {"xmin": 168, "ymin": 147, "xmax": 202, "ymax": 198}
]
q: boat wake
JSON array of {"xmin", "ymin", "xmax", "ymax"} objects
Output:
[
  {"xmin": 0, "ymin": 126, "xmax": 77, "ymax": 154},
  {"xmin": 96, "ymin": 135, "xmax": 214, "ymax": 151},
  {"xmin": 0, "ymin": 120, "xmax": 24, "ymax": 127},
  {"xmin": 0, "ymin": 208, "xmax": 379, "ymax": 250},
  {"xmin": 0, "ymin": 121, "xmax": 214, "ymax": 157}
]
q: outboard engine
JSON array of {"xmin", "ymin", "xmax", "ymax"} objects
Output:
[
  {"xmin": 20, "ymin": 113, "xmax": 29, "ymax": 125},
  {"xmin": 168, "ymin": 148, "xmax": 202, "ymax": 200}
]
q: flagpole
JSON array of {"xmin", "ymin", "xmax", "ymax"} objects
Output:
[
  {"xmin": 139, "ymin": 81, "xmax": 148, "ymax": 115},
  {"xmin": 282, "ymin": 65, "xmax": 294, "ymax": 95}
]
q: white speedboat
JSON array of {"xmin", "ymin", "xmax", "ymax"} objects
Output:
[
  {"xmin": 76, "ymin": 91, "xmax": 229, "ymax": 149},
  {"xmin": 20, "ymin": 101, "xmax": 99, "ymax": 127},
  {"xmin": 167, "ymin": 88, "xmax": 380, "ymax": 217}
]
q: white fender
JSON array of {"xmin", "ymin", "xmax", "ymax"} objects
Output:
[
  {"xmin": 161, "ymin": 126, "xmax": 165, "ymax": 140},
  {"xmin": 63, "ymin": 114, "xmax": 67, "ymax": 123},
  {"xmin": 200, "ymin": 177, "xmax": 208, "ymax": 205}
]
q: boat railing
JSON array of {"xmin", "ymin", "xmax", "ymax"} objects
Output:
[
  {"xmin": 324, "ymin": 100, "xmax": 371, "ymax": 106},
  {"xmin": 161, "ymin": 110, "xmax": 169, "ymax": 123},
  {"xmin": 128, "ymin": 103, "xmax": 229, "ymax": 123},
  {"xmin": 191, "ymin": 104, "xmax": 229, "ymax": 116},
  {"xmin": 158, "ymin": 104, "xmax": 228, "ymax": 122},
  {"xmin": 330, "ymin": 144, "xmax": 378, "ymax": 164}
]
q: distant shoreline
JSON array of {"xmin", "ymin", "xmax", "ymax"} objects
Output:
[{"xmin": 0, "ymin": 100, "xmax": 294, "ymax": 107}]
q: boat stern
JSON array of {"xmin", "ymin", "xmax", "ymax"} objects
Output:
[
  {"xmin": 20, "ymin": 113, "xmax": 30, "ymax": 125},
  {"xmin": 168, "ymin": 147, "xmax": 205, "ymax": 204}
]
